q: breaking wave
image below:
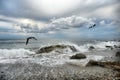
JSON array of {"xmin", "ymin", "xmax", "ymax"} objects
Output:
[
  {"xmin": 0, "ymin": 49, "xmax": 35, "ymax": 59},
  {"xmin": 0, "ymin": 41, "xmax": 119, "ymax": 66}
]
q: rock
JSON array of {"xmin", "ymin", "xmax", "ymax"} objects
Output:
[
  {"xmin": 89, "ymin": 46, "xmax": 95, "ymax": 50},
  {"xmin": 86, "ymin": 60, "xmax": 120, "ymax": 71},
  {"xmin": 86, "ymin": 60, "xmax": 99, "ymax": 66},
  {"xmin": 36, "ymin": 45, "xmax": 77, "ymax": 54},
  {"xmin": 116, "ymin": 52, "xmax": 120, "ymax": 57},
  {"xmin": 69, "ymin": 46, "xmax": 77, "ymax": 52},
  {"xmin": 70, "ymin": 53, "xmax": 86, "ymax": 59},
  {"xmin": 114, "ymin": 45, "xmax": 120, "ymax": 48},
  {"xmin": 105, "ymin": 46, "xmax": 113, "ymax": 50},
  {"xmin": 36, "ymin": 45, "xmax": 66, "ymax": 53},
  {"xmin": 115, "ymin": 73, "xmax": 120, "ymax": 78}
]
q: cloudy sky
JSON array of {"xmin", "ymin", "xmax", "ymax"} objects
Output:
[{"xmin": 0, "ymin": 0, "xmax": 120, "ymax": 39}]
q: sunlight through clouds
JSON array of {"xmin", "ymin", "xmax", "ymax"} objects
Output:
[
  {"xmin": 0, "ymin": 0, "xmax": 119, "ymax": 39},
  {"xmin": 29, "ymin": 0, "xmax": 81, "ymax": 16}
]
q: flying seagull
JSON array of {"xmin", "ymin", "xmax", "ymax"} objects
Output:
[
  {"xmin": 89, "ymin": 24, "xmax": 96, "ymax": 29},
  {"xmin": 26, "ymin": 37, "xmax": 37, "ymax": 45}
]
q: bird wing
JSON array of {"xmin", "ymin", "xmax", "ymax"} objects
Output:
[
  {"xmin": 89, "ymin": 24, "xmax": 96, "ymax": 29},
  {"xmin": 32, "ymin": 37, "xmax": 37, "ymax": 40},
  {"xmin": 26, "ymin": 38, "xmax": 29, "ymax": 45},
  {"xmin": 93, "ymin": 24, "xmax": 96, "ymax": 27}
]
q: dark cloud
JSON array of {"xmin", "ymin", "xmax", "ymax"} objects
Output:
[
  {"xmin": 0, "ymin": 0, "xmax": 119, "ymax": 21},
  {"xmin": 0, "ymin": 0, "xmax": 54, "ymax": 21},
  {"xmin": 0, "ymin": 0, "xmax": 120, "ymax": 39}
]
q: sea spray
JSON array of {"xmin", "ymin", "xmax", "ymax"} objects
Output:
[
  {"xmin": 0, "ymin": 49, "xmax": 35, "ymax": 59},
  {"xmin": 0, "ymin": 41, "xmax": 119, "ymax": 66}
]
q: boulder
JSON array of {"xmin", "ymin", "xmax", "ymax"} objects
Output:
[
  {"xmin": 36, "ymin": 45, "xmax": 66, "ymax": 53},
  {"xmin": 86, "ymin": 60, "xmax": 120, "ymax": 71},
  {"xmin": 105, "ymin": 46, "xmax": 113, "ymax": 50},
  {"xmin": 86, "ymin": 60, "xmax": 98, "ymax": 66},
  {"xmin": 114, "ymin": 45, "xmax": 120, "ymax": 48},
  {"xmin": 116, "ymin": 52, "xmax": 120, "ymax": 57},
  {"xmin": 70, "ymin": 53, "xmax": 86, "ymax": 59},
  {"xmin": 36, "ymin": 45, "xmax": 77, "ymax": 54},
  {"xmin": 89, "ymin": 46, "xmax": 95, "ymax": 50}
]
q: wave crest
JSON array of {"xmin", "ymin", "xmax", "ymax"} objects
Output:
[{"xmin": 0, "ymin": 49, "xmax": 35, "ymax": 59}]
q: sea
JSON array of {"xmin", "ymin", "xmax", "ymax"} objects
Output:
[{"xmin": 0, "ymin": 39, "xmax": 119, "ymax": 66}]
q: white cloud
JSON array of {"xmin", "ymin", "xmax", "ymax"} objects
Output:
[
  {"xmin": 43, "ymin": 15, "xmax": 95, "ymax": 32},
  {"xmin": 0, "ymin": 14, "xmax": 117, "ymax": 34},
  {"xmin": 29, "ymin": 0, "xmax": 81, "ymax": 16},
  {"xmin": 99, "ymin": 20, "xmax": 106, "ymax": 26},
  {"xmin": 0, "ymin": 0, "xmax": 119, "ymax": 39},
  {"xmin": 7, "ymin": 15, "xmax": 95, "ymax": 33}
]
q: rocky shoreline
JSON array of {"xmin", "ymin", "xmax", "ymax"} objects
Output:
[
  {"xmin": 0, "ymin": 62, "xmax": 118, "ymax": 80},
  {"xmin": 0, "ymin": 44, "xmax": 120, "ymax": 80}
]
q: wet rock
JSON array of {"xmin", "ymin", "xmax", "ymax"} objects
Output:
[
  {"xmin": 0, "ymin": 71, "xmax": 6, "ymax": 80},
  {"xmin": 115, "ymin": 73, "xmax": 120, "ymax": 78},
  {"xmin": 114, "ymin": 45, "xmax": 120, "ymax": 48},
  {"xmin": 70, "ymin": 53, "xmax": 86, "ymax": 59},
  {"xmin": 116, "ymin": 52, "xmax": 120, "ymax": 57},
  {"xmin": 105, "ymin": 46, "xmax": 113, "ymax": 50},
  {"xmin": 69, "ymin": 46, "xmax": 77, "ymax": 52},
  {"xmin": 86, "ymin": 60, "xmax": 98, "ymax": 66},
  {"xmin": 89, "ymin": 46, "xmax": 95, "ymax": 50},
  {"xmin": 86, "ymin": 60, "xmax": 120, "ymax": 71},
  {"xmin": 114, "ymin": 45, "xmax": 117, "ymax": 48},
  {"xmin": 36, "ymin": 45, "xmax": 77, "ymax": 54},
  {"xmin": 36, "ymin": 45, "xmax": 66, "ymax": 53}
]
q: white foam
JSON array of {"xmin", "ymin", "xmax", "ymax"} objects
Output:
[
  {"xmin": 38, "ymin": 41, "xmax": 120, "ymax": 54},
  {"xmin": 79, "ymin": 41, "xmax": 120, "ymax": 52},
  {"xmin": 0, "ymin": 49, "xmax": 35, "ymax": 59},
  {"xmin": 66, "ymin": 55, "xmax": 104, "ymax": 66},
  {"xmin": 0, "ymin": 41, "xmax": 118, "ymax": 66}
]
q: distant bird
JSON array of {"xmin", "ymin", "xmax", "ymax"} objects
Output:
[
  {"xmin": 26, "ymin": 37, "xmax": 37, "ymax": 45},
  {"xmin": 89, "ymin": 24, "xmax": 96, "ymax": 29}
]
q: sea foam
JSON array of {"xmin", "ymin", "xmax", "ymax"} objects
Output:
[
  {"xmin": 0, "ymin": 49, "xmax": 35, "ymax": 59},
  {"xmin": 0, "ymin": 41, "xmax": 119, "ymax": 66}
]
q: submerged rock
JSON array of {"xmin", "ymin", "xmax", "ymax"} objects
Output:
[
  {"xmin": 116, "ymin": 52, "xmax": 120, "ymax": 57},
  {"xmin": 89, "ymin": 46, "xmax": 95, "ymax": 50},
  {"xmin": 70, "ymin": 53, "xmax": 86, "ymax": 59},
  {"xmin": 114, "ymin": 45, "xmax": 120, "ymax": 48},
  {"xmin": 36, "ymin": 45, "xmax": 77, "ymax": 54},
  {"xmin": 105, "ymin": 46, "xmax": 113, "ymax": 50}
]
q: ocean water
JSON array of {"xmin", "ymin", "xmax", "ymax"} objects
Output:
[{"xmin": 0, "ymin": 39, "xmax": 119, "ymax": 66}]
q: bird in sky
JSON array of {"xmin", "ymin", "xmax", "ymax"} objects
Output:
[
  {"xmin": 26, "ymin": 37, "xmax": 37, "ymax": 45},
  {"xmin": 89, "ymin": 24, "xmax": 96, "ymax": 29}
]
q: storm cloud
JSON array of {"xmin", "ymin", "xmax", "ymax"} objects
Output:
[
  {"xmin": 0, "ymin": 0, "xmax": 119, "ymax": 20},
  {"xmin": 0, "ymin": 0, "xmax": 120, "ymax": 39}
]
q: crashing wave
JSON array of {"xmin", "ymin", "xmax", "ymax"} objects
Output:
[
  {"xmin": 0, "ymin": 49, "xmax": 35, "ymax": 59},
  {"xmin": 36, "ymin": 44, "xmax": 78, "ymax": 54},
  {"xmin": 0, "ymin": 41, "xmax": 119, "ymax": 66},
  {"xmin": 79, "ymin": 41, "xmax": 120, "ymax": 51}
]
